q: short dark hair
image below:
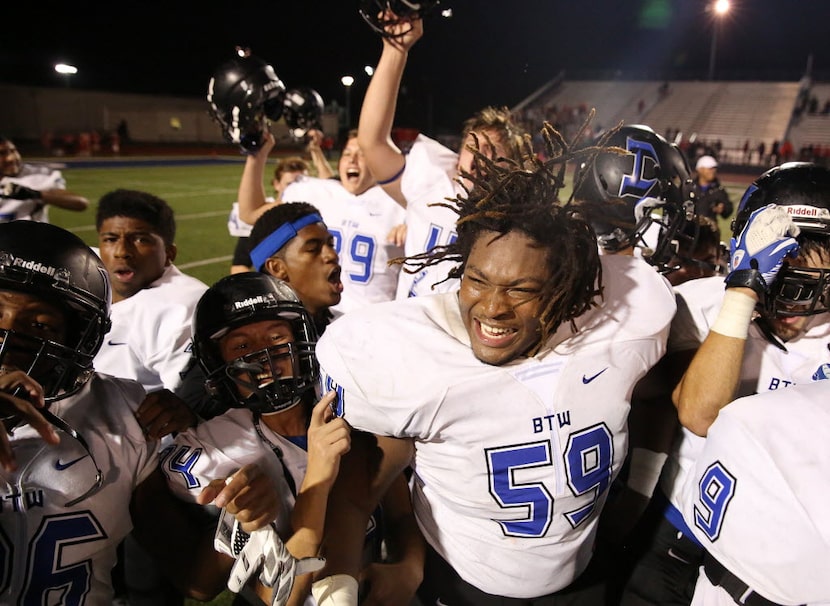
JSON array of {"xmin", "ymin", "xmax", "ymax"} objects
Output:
[
  {"xmin": 249, "ymin": 201, "xmax": 323, "ymax": 256},
  {"xmin": 399, "ymin": 122, "xmax": 603, "ymax": 354},
  {"xmin": 96, "ymin": 189, "xmax": 176, "ymax": 245}
]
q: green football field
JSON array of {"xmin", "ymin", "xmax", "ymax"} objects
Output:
[
  {"xmin": 48, "ymin": 158, "xmax": 251, "ymax": 289},
  {"xmin": 48, "ymin": 156, "xmax": 749, "ymax": 295}
]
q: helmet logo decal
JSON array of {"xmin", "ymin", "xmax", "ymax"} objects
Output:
[
  {"xmin": 232, "ymin": 293, "xmax": 277, "ymax": 311},
  {"xmin": 786, "ymin": 205, "xmax": 830, "ymax": 220},
  {"xmin": 619, "ymin": 137, "xmax": 658, "ymax": 199}
]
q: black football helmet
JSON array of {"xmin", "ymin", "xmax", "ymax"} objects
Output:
[
  {"xmin": 193, "ymin": 273, "xmax": 318, "ymax": 415},
  {"xmin": 574, "ymin": 124, "xmax": 696, "ymax": 271},
  {"xmin": 283, "ymin": 87, "xmax": 324, "ymax": 141},
  {"xmin": 732, "ymin": 162, "xmax": 830, "ymax": 317},
  {"xmin": 207, "ymin": 51, "xmax": 286, "ymax": 154},
  {"xmin": 0, "ymin": 221, "xmax": 111, "ymax": 402},
  {"xmin": 359, "ymin": 0, "xmax": 442, "ymax": 37}
]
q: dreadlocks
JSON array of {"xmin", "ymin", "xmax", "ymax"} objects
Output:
[{"xmin": 398, "ymin": 119, "xmax": 606, "ymax": 353}]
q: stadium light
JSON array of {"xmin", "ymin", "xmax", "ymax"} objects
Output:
[
  {"xmin": 364, "ymin": 65, "xmax": 374, "ymax": 77},
  {"xmin": 54, "ymin": 63, "xmax": 78, "ymax": 88},
  {"xmin": 341, "ymin": 75, "xmax": 355, "ymax": 129},
  {"xmin": 707, "ymin": 0, "xmax": 730, "ymax": 81}
]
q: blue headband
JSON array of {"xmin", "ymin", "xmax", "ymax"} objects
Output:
[{"xmin": 250, "ymin": 212, "xmax": 324, "ymax": 271}]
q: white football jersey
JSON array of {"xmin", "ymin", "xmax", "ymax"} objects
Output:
[
  {"xmin": 281, "ymin": 177, "xmax": 405, "ymax": 314},
  {"xmin": 661, "ymin": 280, "xmax": 830, "ymax": 533},
  {"xmin": 396, "ymin": 134, "xmax": 461, "ymax": 299},
  {"xmin": 317, "ymin": 254, "xmax": 675, "ymax": 598},
  {"xmin": 0, "ymin": 163, "xmax": 66, "ymax": 222},
  {"xmin": 678, "ymin": 381, "xmax": 830, "ymax": 605},
  {"xmin": 227, "ymin": 196, "xmax": 276, "ymax": 238},
  {"xmin": 94, "ymin": 264, "xmax": 208, "ymax": 392},
  {"xmin": 0, "ymin": 374, "xmax": 157, "ymax": 604},
  {"xmin": 161, "ymin": 407, "xmax": 303, "ymax": 539}
]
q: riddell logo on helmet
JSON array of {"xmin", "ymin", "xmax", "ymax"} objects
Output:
[
  {"xmin": 233, "ymin": 294, "xmax": 276, "ymax": 310},
  {"xmin": 11, "ymin": 257, "xmax": 59, "ymax": 277},
  {"xmin": 786, "ymin": 205, "xmax": 830, "ymax": 218}
]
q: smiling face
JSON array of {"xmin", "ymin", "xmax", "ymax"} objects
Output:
[
  {"xmin": 97, "ymin": 216, "xmax": 174, "ymax": 303},
  {"xmin": 0, "ymin": 139, "xmax": 22, "ymax": 178},
  {"xmin": 218, "ymin": 318, "xmax": 295, "ymax": 400},
  {"xmin": 458, "ymin": 230, "xmax": 548, "ymax": 365},
  {"xmin": 338, "ymin": 136, "xmax": 375, "ymax": 195}
]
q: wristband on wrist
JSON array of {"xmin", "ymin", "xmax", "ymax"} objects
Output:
[
  {"xmin": 626, "ymin": 447, "xmax": 668, "ymax": 498},
  {"xmin": 724, "ymin": 268, "xmax": 767, "ymax": 296},
  {"xmin": 710, "ymin": 288, "xmax": 757, "ymax": 340}
]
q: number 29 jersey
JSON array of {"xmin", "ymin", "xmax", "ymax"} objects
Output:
[{"xmin": 317, "ymin": 254, "xmax": 674, "ymax": 598}]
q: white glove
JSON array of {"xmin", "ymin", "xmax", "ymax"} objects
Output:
[
  {"xmin": 727, "ymin": 203, "xmax": 800, "ymax": 293},
  {"xmin": 214, "ymin": 508, "xmax": 326, "ymax": 606}
]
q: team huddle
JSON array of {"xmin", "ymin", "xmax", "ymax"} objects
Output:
[{"xmin": 1, "ymin": 3, "xmax": 829, "ymax": 606}]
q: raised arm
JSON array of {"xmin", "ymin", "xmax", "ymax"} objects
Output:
[
  {"xmin": 357, "ymin": 12, "xmax": 424, "ymax": 206},
  {"xmin": 673, "ymin": 204, "xmax": 799, "ymax": 435},
  {"xmin": 237, "ymin": 131, "xmax": 277, "ymax": 225},
  {"xmin": 307, "ymin": 129, "xmax": 334, "ymax": 180}
]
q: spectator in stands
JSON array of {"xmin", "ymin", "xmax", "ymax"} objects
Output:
[
  {"xmin": 0, "ymin": 135, "xmax": 89, "ymax": 223},
  {"xmin": 692, "ymin": 155, "xmax": 733, "ymax": 221}
]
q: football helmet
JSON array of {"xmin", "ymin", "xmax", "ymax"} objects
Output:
[
  {"xmin": 193, "ymin": 273, "xmax": 318, "ymax": 415},
  {"xmin": 283, "ymin": 87, "xmax": 325, "ymax": 141},
  {"xmin": 359, "ymin": 0, "xmax": 442, "ymax": 37},
  {"xmin": 207, "ymin": 51, "xmax": 286, "ymax": 154},
  {"xmin": 574, "ymin": 124, "xmax": 696, "ymax": 271},
  {"xmin": 0, "ymin": 221, "xmax": 111, "ymax": 402},
  {"xmin": 732, "ymin": 162, "xmax": 830, "ymax": 317}
]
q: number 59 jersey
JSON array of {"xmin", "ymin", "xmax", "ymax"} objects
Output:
[{"xmin": 317, "ymin": 254, "xmax": 674, "ymax": 598}]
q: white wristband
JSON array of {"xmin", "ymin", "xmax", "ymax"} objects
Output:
[
  {"xmin": 311, "ymin": 574, "xmax": 359, "ymax": 606},
  {"xmin": 626, "ymin": 447, "xmax": 668, "ymax": 498},
  {"xmin": 710, "ymin": 289, "xmax": 756, "ymax": 340}
]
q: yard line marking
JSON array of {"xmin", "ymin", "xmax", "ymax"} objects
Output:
[
  {"xmin": 178, "ymin": 255, "xmax": 233, "ymax": 269},
  {"xmin": 69, "ymin": 210, "xmax": 229, "ymax": 233}
]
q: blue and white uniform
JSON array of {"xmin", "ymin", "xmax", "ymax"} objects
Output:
[{"xmin": 317, "ymin": 254, "xmax": 674, "ymax": 598}]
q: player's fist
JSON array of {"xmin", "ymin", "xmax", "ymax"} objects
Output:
[
  {"xmin": 726, "ymin": 203, "xmax": 799, "ymax": 294},
  {"xmin": 1, "ymin": 183, "xmax": 40, "ymax": 200}
]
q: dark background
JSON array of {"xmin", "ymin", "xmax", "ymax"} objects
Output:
[{"xmin": 3, "ymin": 0, "xmax": 827, "ymax": 133}]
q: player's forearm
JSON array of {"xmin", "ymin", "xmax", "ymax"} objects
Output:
[
  {"xmin": 309, "ymin": 146, "xmax": 334, "ymax": 180},
  {"xmin": 41, "ymin": 189, "xmax": 89, "ymax": 211},
  {"xmin": 673, "ymin": 332, "xmax": 747, "ymax": 436},
  {"xmin": 358, "ymin": 44, "xmax": 408, "ymax": 177},
  {"xmin": 238, "ymin": 154, "xmax": 269, "ymax": 224}
]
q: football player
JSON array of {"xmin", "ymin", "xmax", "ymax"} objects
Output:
[
  {"xmin": 310, "ymin": 123, "xmax": 675, "ymax": 605},
  {"xmin": 621, "ymin": 162, "xmax": 830, "ymax": 605},
  {"xmin": 678, "ymin": 380, "xmax": 830, "ymax": 606},
  {"xmin": 0, "ymin": 221, "xmax": 276, "ymax": 604},
  {"xmin": 0, "ymin": 134, "xmax": 89, "ymax": 222},
  {"xmin": 356, "ymin": 10, "xmax": 527, "ymax": 299}
]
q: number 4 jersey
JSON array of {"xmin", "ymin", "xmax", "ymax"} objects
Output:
[{"xmin": 316, "ymin": 254, "xmax": 675, "ymax": 598}]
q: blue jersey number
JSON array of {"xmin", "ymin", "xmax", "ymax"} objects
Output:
[
  {"xmin": 329, "ymin": 229, "xmax": 376, "ymax": 284},
  {"xmin": 485, "ymin": 424, "xmax": 614, "ymax": 538},
  {"xmin": 693, "ymin": 461, "xmax": 736, "ymax": 541},
  {"xmin": 0, "ymin": 512, "xmax": 106, "ymax": 605}
]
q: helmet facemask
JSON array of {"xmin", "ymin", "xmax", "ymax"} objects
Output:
[
  {"xmin": 207, "ymin": 339, "xmax": 317, "ymax": 415},
  {"xmin": 359, "ymin": 0, "xmax": 442, "ymax": 37}
]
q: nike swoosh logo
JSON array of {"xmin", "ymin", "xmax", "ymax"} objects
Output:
[
  {"xmin": 107, "ymin": 340, "xmax": 128, "ymax": 346},
  {"xmin": 667, "ymin": 547, "xmax": 691, "ymax": 564},
  {"xmin": 55, "ymin": 455, "xmax": 89, "ymax": 470},
  {"xmin": 582, "ymin": 368, "xmax": 608, "ymax": 384}
]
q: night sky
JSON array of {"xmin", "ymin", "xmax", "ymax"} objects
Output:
[{"xmin": 3, "ymin": 0, "xmax": 827, "ymax": 133}]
